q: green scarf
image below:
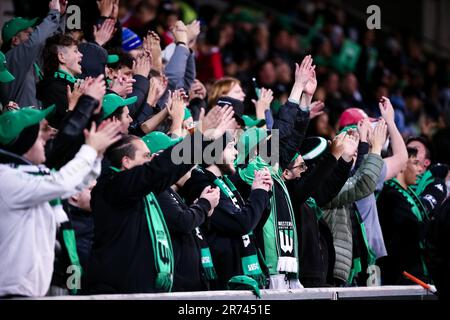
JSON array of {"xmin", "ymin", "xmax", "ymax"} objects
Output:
[
  {"xmin": 143, "ymin": 192, "xmax": 175, "ymax": 291},
  {"xmin": 238, "ymin": 156, "xmax": 299, "ymax": 277},
  {"xmin": 111, "ymin": 167, "xmax": 174, "ymax": 291},
  {"xmin": 348, "ymin": 206, "xmax": 377, "ymax": 285},
  {"xmin": 412, "ymin": 171, "xmax": 433, "ymax": 198},
  {"xmin": 212, "ymin": 174, "xmax": 268, "ymax": 288},
  {"xmin": 54, "ymin": 69, "xmax": 77, "ymax": 84},
  {"xmin": 386, "ymin": 178, "xmax": 429, "ymax": 277}
]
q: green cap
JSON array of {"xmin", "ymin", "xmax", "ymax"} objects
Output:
[
  {"xmin": 2, "ymin": 17, "xmax": 38, "ymax": 43},
  {"xmin": 0, "ymin": 51, "xmax": 14, "ymax": 83},
  {"xmin": 242, "ymin": 115, "xmax": 265, "ymax": 129},
  {"xmin": 236, "ymin": 127, "xmax": 268, "ymax": 165},
  {"xmin": 101, "ymin": 93, "xmax": 137, "ymax": 119},
  {"xmin": 107, "ymin": 54, "xmax": 119, "ymax": 64},
  {"xmin": 183, "ymin": 107, "xmax": 192, "ymax": 121},
  {"xmin": 0, "ymin": 105, "xmax": 55, "ymax": 145},
  {"xmin": 227, "ymin": 276, "xmax": 261, "ymax": 298},
  {"xmin": 142, "ymin": 131, "xmax": 182, "ymax": 154}
]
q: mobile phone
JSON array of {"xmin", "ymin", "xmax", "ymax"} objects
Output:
[{"xmin": 252, "ymin": 77, "xmax": 261, "ymax": 99}]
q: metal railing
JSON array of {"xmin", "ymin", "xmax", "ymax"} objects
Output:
[{"xmin": 20, "ymin": 285, "xmax": 437, "ymax": 300}]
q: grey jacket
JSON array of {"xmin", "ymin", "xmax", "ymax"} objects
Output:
[
  {"xmin": 157, "ymin": 44, "xmax": 196, "ymax": 108},
  {"xmin": 322, "ymin": 153, "xmax": 384, "ymax": 283},
  {"xmin": 0, "ymin": 10, "xmax": 62, "ymax": 108}
]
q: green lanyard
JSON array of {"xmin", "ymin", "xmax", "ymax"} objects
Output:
[{"xmin": 54, "ymin": 69, "xmax": 77, "ymax": 84}]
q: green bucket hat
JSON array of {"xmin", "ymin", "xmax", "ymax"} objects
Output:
[
  {"xmin": 2, "ymin": 17, "xmax": 39, "ymax": 43},
  {"xmin": 0, "ymin": 105, "xmax": 55, "ymax": 145},
  {"xmin": 142, "ymin": 131, "xmax": 182, "ymax": 154},
  {"xmin": 0, "ymin": 51, "xmax": 14, "ymax": 83},
  {"xmin": 236, "ymin": 127, "xmax": 268, "ymax": 165},
  {"xmin": 242, "ymin": 115, "xmax": 265, "ymax": 129},
  {"xmin": 227, "ymin": 275, "xmax": 261, "ymax": 298},
  {"xmin": 101, "ymin": 93, "xmax": 137, "ymax": 119}
]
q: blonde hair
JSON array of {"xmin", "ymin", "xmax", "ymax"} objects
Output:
[{"xmin": 208, "ymin": 77, "xmax": 241, "ymax": 108}]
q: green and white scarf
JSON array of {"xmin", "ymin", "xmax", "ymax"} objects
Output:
[
  {"xmin": 386, "ymin": 178, "xmax": 429, "ymax": 277},
  {"xmin": 238, "ymin": 156, "xmax": 299, "ymax": 277},
  {"xmin": 143, "ymin": 192, "xmax": 175, "ymax": 292},
  {"xmin": 212, "ymin": 173, "xmax": 268, "ymax": 288},
  {"xmin": 111, "ymin": 167, "xmax": 174, "ymax": 292}
]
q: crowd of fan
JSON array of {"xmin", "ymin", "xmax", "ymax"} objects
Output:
[{"xmin": 1, "ymin": 0, "xmax": 450, "ymax": 299}]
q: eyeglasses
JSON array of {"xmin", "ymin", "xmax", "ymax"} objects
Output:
[{"xmin": 291, "ymin": 162, "xmax": 307, "ymax": 171}]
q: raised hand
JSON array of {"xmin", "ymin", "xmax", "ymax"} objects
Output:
[
  {"xmin": 49, "ymin": 0, "xmax": 61, "ymax": 12},
  {"xmin": 67, "ymin": 78, "xmax": 89, "ymax": 111},
  {"xmin": 186, "ymin": 20, "xmax": 201, "ymax": 48},
  {"xmin": 83, "ymin": 74, "xmax": 107, "ymax": 103},
  {"xmin": 167, "ymin": 89, "xmax": 186, "ymax": 123},
  {"xmin": 143, "ymin": 31, "xmax": 162, "ymax": 72},
  {"xmin": 252, "ymin": 87, "xmax": 273, "ymax": 118},
  {"xmin": 97, "ymin": 0, "xmax": 114, "ymax": 18},
  {"xmin": 93, "ymin": 18, "xmax": 115, "ymax": 47},
  {"xmin": 357, "ymin": 118, "xmax": 372, "ymax": 143},
  {"xmin": 294, "ymin": 55, "xmax": 314, "ymax": 89},
  {"xmin": 251, "ymin": 168, "xmax": 273, "ymax": 192},
  {"xmin": 200, "ymin": 186, "xmax": 220, "ymax": 216},
  {"xmin": 84, "ymin": 120, "xmax": 122, "ymax": 155},
  {"xmin": 379, "ymin": 96, "xmax": 395, "ymax": 125},
  {"xmin": 330, "ymin": 133, "xmax": 346, "ymax": 160},
  {"xmin": 147, "ymin": 76, "xmax": 166, "ymax": 106},
  {"xmin": 199, "ymin": 106, "xmax": 236, "ymax": 140},
  {"xmin": 170, "ymin": 21, "xmax": 188, "ymax": 45},
  {"xmin": 309, "ymin": 100, "xmax": 325, "ymax": 119},
  {"xmin": 341, "ymin": 132, "xmax": 359, "ymax": 162},
  {"xmin": 133, "ymin": 50, "xmax": 152, "ymax": 78},
  {"xmin": 188, "ymin": 79, "xmax": 207, "ymax": 101},
  {"xmin": 110, "ymin": 72, "xmax": 135, "ymax": 97},
  {"xmin": 304, "ymin": 69, "xmax": 317, "ymax": 97},
  {"xmin": 370, "ymin": 119, "xmax": 388, "ymax": 155}
]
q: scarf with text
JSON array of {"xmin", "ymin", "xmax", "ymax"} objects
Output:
[{"xmin": 238, "ymin": 156, "xmax": 299, "ymax": 277}]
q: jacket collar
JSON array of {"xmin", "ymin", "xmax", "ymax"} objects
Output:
[
  {"xmin": 0, "ymin": 148, "xmax": 50, "ymax": 174},
  {"xmin": 0, "ymin": 148, "xmax": 32, "ymax": 165}
]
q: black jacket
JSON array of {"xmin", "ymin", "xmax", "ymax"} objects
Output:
[
  {"xmin": 45, "ymin": 95, "xmax": 101, "ymax": 170},
  {"xmin": 157, "ymin": 188, "xmax": 211, "ymax": 292},
  {"xmin": 36, "ymin": 76, "xmax": 72, "ymax": 129},
  {"xmin": 87, "ymin": 133, "xmax": 209, "ymax": 294},
  {"xmin": 127, "ymin": 74, "xmax": 150, "ymax": 118},
  {"xmin": 377, "ymin": 182, "xmax": 430, "ymax": 285},
  {"xmin": 64, "ymin": 203, "xmax": 94, "ymax": 273},
  {"xmin": 287, "ymin": 154, "xmax": 353, "ymax": 287},
  {"xmin": 425, "ymin": 197, "xmax": 450, "ymax": 300},
  {"xmin": 181, "ymin": 168, "xmax": 270, "ymax": 289}
]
